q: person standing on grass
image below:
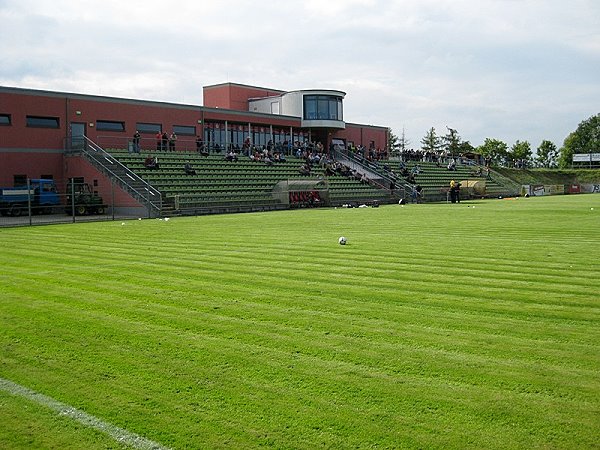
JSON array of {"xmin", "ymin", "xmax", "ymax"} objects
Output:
[{"xmin": 450, "ymin": 179, "xmax": 457, "ymax": 203}]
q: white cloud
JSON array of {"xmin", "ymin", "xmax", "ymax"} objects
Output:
[{"xmin": 1, "ymin": 0, "xmax": 599, "ymax": 149}]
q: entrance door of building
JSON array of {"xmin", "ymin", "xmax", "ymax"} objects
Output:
[{"xmin": 70, "ymin": 122, "xmax": 86, "ymax": 150}]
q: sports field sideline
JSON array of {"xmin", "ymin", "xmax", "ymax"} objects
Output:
[{"xmin": 1, "ymin": 195, "xmax": 599, "ymax": 449}]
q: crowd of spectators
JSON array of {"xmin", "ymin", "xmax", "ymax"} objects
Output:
[{"xmin": 138, "ymin": 135, "xmax": 493, "ymax": 202}]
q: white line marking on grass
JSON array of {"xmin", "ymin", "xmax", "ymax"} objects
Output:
[{"xmin": 0, "ymin": 377, "xmax": 169, "ymax": 450}]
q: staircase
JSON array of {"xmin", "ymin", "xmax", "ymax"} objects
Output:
[
  {"xmin": 65, "ymin": 137, "xmax": 163, "ymax": 216},
  {"xmin": 331, "ymin": 148, "xmax": 411, "ymax": 202}
]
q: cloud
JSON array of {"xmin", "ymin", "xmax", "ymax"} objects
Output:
[{"xmin": 1, "ymin": 0, "xmax": 599, "ymax": 149}]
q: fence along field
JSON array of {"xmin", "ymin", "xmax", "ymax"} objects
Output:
[{"xmin": 0, "ymin": 195, "xmax": 599, "ymax": 449}]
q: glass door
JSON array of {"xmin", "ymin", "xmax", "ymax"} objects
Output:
[{"xmin": 70, "ymin": 122, "xmax": 86, "ymax": 150}]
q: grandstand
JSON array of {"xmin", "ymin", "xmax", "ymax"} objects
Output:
[
  {"xmin": 399, "ymin": 161, "xmax": 519, "ymax": 201},
  {"xmin": 328, "ymin": 148, "xmax": 519, "ymax": 203},
  {"xmin": 106, "ymin": 148, "xmax": 398, "ymax": 216},
  {"xmin": 97, "ymin": 144, "xmax": 523, "ymax": 218}
]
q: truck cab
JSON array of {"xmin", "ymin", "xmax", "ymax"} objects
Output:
[{"xmin": 0, "ymin": 179, "xmax": 60, "ymax": 216}]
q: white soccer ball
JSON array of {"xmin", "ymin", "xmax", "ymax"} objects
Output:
[{"xmin": 338, "ymin": 236, "xmax": 347, "ymax": 245}]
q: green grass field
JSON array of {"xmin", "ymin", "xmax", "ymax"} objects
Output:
[{"xmin": 1, "ymin": 195, "xmax": 599, "ymax": 449}]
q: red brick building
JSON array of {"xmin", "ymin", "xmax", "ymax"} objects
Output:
[{"xmin": 0, "ymin": 82, "xmax": 389, "ymax": 192}]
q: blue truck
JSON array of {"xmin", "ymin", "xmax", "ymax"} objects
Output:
[{"xmin": 0, "ymin": 179, "xmax": 61, "ymax": 216}]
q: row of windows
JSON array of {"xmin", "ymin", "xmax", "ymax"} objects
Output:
[
  {"xmin": 204, "ymin": 124, "xmax": 309, "ymax": 149},
  {"xmin": 2, "ymin": 98, "xmax": 345, "ymax": 131},
  {"xmin": 97, "ymin": 121, "xmax": 197, "ymax": 136},
  {"xmin": 1, "ymin": 113, "xmax": 305, "ymax": 141},
  {"xmin": 0, "ymin": 115, "xmax": 63, "ymax": 128},
  {"xmin": 0, "ymin": 114, "xmax": 197, "ymax": 135},
  {"xmin": 1, "ymin": 112, "xmax": 314, "ymax": 146}
]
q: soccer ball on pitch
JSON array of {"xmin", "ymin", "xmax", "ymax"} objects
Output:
[{"xmin": 338, "ymin": 236, "xmax": 347, "ymax": 245}]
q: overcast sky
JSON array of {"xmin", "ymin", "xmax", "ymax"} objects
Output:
[{"xmin": 1, "ymin": 0, "xmax": 599, "ymax": 151}]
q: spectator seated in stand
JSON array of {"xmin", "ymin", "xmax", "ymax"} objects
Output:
[
  {"xmin": 341, "ymin": 165, "xmax": 352, "ymax": 178},
  {"xmin": 447, "ymin": 159, "xmax": 456, "ymax": 171},
  {"xmin": 324, "ymin": 163, "xmax": 335, "ymax": 177},
  {"xmin": 225, "ymin": 150, "xmax": 238, "ymax": 162},
  {"xmin": 196, "ymin": 136, "xmax": 208, "ymax": 156},
  {"xmin": 144, "ymin": 155, "xmax": 159, "ymax": 170},
  {"xmin": 250, "ymin": 149, "xmax": 262, "ymax": 161},
  {"xmin": 298, "ymin": 163, "xmax": 311, "ymax": 176},
  {"xmin": 184, "ymin": 161, "xmax": 196, "ymax": 175}
]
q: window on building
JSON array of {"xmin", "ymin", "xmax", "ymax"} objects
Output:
[
  {"xmin": 0, "ymin": 114, "xmax": 11, "ymax": 125},
  {"xmin": 251, "ymin": 125, "xmax": 270, "ymax": 148},
  {"xmin": 303, "ymin": 95, "xmax": 343, "ymax": 121},
  {"xmin": 13, "ymin": 175, "xmax": 27, "ymax": 187},
  {"xmin": 172, "ymin": 125, "xmax": 196, "ymax": 136},
  {"xmin": 204, "ymin": 122, "xmax": 226, "ymax": 151},
  {"xmin": 229, "ymin": 125, "xmax": 245, "ymax": 149},
  {"xmin": 26, "ymin": 116, "xmax": 60, "ymax": 129},
  {"xmin": 304, "ymin": 97, "xmax": 317, "ymax": 120},
  {"xmin": 41, "ymin": 174, "xmax": 54, "ymax": 181},
  {"xmin": 96, "ymin": 120, "xmax": 125, "ymax": 132},
  {"xmin": 136, "ymin": 123, "xmax": 162, "ymax": 134}
]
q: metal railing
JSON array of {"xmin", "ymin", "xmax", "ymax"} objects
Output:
[
  {"xmin": 331, "ymin": 147, "xmax": 410, "ymax": 201},
  {"xmin": 66, "ymin": 137, "xmax": 163, "ymax": 216}
]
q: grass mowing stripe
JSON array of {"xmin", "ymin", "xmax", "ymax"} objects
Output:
[
  {"xmin": 0, "ymin": 377, "xmax": 169, "ymax": 450},
  {"xmin": 1, "ymin": 196, "xmax": 599, "ymax": 448},
  {"xmin": 5, "ymin": 281, "xmax": 596, "ymax": 403}
]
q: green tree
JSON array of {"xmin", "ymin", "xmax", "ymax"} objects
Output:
[
  {"xmin": 420, "ymin": 127, "xmax": 441, "ymax": 152},
  {"xmin": 508, "ymin": 140, "xmax": 532, "ymax": 168},
  {"xmin": 388, "ymin": 127, "xmax": 410, "ymax": 156},
  {"xmin": 476, "ymin": 138, "xmax": 508, "ymax": 166},
  {"xmin": 535, "ymin": 140, "xmax": 558, "ymax": 168},
  {"xmin": 388, "ymin": 128, "xmax": 399, "ymax": 155},
  {"xmin": 558, "ymin": 113, "xmax": 600, "ymax": 168},
  {"xmin": 443, "ymin": 126, "xmax": 461, "ymax": 156}
]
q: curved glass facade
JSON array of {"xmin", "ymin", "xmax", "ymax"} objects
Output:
[{"xmin": 303, "ymin": 95, "xmax": 343, "ymax": 121}]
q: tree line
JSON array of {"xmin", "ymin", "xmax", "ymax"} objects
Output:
[{"xmin": 389, "ymin": 113, "xmax": 599, "ymax": 168}]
